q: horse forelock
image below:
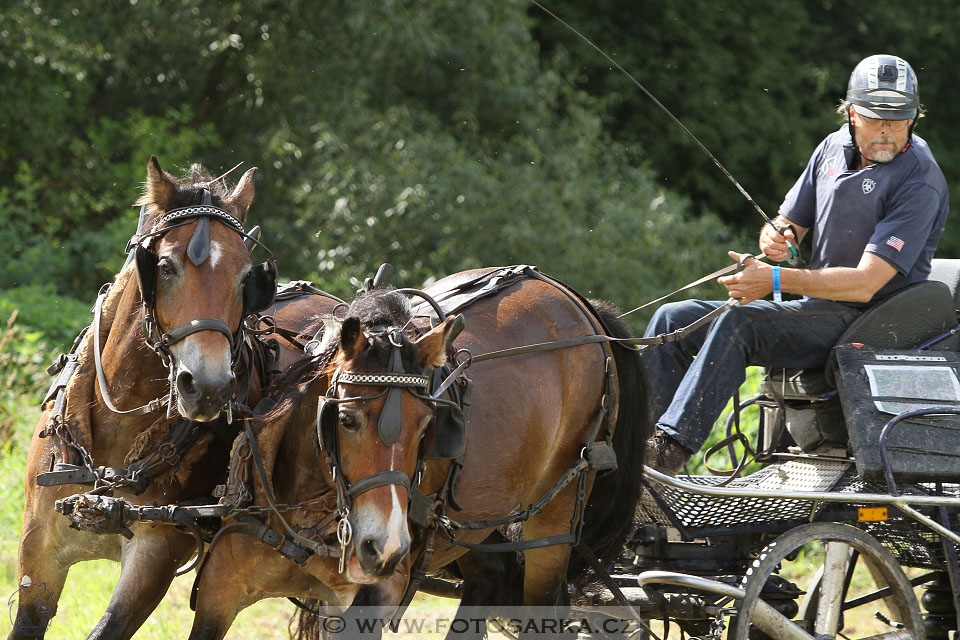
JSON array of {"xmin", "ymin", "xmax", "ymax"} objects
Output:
[{"xmin": 347, "ymin": 289, "xmax": 412, "ymax": 328}]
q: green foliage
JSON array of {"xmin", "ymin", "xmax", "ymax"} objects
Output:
[
  {"xmin": 0, "ymin": 311, "xmax": 51, "ymax": 446},
  {"xmin": 0, "ymin": 0, "xmax": 740, "ymax": 343},
  {"xmin": 2, "ymin": 0, "xmax": 956, "ymax": 350},
  {"xmin": 0, "ymin": 286, "xmax": 90, "ymax": 350},
  {"xmin": 532, "ymin": 0, "xmax": 960, "ymax": 257}
]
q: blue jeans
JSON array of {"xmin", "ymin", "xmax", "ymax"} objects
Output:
[{"xmin": 642, "ymin": 299, "xmax": 862, "ymax": 454}]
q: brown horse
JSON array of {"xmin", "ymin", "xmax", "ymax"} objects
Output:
[
  {"xmin": 13, "ymin": 157, "xmax": 293, "ymax": 640},
  {"xmin": 187, "ymin": 267, "xmax": 648, "ymax": 638}
]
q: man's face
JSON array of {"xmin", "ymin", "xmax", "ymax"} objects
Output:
[{"xmin": 850, "ymin": 107, "xmax": 913, "ymax": 163}]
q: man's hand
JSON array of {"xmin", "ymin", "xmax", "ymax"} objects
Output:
[
  {"xmin": 718, "ymin": 251, "xmax": 772, "ymax": 305},
  {"xmin": 760, "ymin": 223, "xmax": 796, "ymax": 262}
]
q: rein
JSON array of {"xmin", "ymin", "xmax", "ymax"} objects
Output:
[{"xmin": 92, "ymin": 289, "xmax": 168, "ymax": 416}]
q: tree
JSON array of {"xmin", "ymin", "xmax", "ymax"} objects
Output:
[{"xmin": 1, "ymin": 0, "xmax": 732, "ymax": 340}]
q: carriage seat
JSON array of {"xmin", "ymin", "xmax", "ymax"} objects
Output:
[{"xmin": 760, "ymin": 265, "xmax": 960, "ymax": 452}]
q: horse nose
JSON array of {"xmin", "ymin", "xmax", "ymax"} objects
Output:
[
  {"xmin": 356, "ymin": 536, "xmax": 408, "ymax": 577},
  {"xmin": 176, "ymin": 368, "xmax": 236, "ymax": 418}
]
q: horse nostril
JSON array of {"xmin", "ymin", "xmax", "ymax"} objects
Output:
[
  {"xmin": 176, "ymin": 371, "xmax": 199, "ymax": 399},
  {"xmin": 359, "ymin": 537, "xmax": 382, "ymax": 562}
]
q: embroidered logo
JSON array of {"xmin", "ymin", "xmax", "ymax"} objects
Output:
[
  {"xmin": 820, "ymin": 155, "xmax": 843, "ymax": 178},
  {"xmin": 862, "ymin": 178, "xmax": 876, "ymax": 194},
  {"xmin": 886, "ymin": 236, "xmax": 905, "ymax": 252}
]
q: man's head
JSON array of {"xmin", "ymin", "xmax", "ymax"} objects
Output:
[{"xmin": 844, "ymin": 54, "xmax": 919, "ymax": 164}]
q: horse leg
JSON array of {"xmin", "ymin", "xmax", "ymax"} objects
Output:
[
  {"xmin": 443, "ymin": 537, "xmax": 523, "ymax": 640},
  {"xmin": 520, "ymin": 481, "xmax": 585, "ymax": 607},
  {"xmin": 85, "ymin": 529, "xmax": 194, "ymax": 640},
  {"xmin": 12, "ymin": 480, "xmax": 121, "ymax": 640},
  {"xmin": 10, "ymin": 522, "xmax": 70, "ymax": 640},
  {"xmin": 190, "ymin": 534, "xmax": 335, "ymax": 640},
  {"xmin": 188, "ymin": 535, "xmax": 266, "ymax": 640}
]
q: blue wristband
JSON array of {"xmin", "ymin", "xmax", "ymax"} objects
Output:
[{"xmin": 772, "ymin": 266, "xmax": 782, "ymax": 302}]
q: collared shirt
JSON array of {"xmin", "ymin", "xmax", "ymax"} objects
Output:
[{"xmin": 779, "ymin": 125, "xmax": 949, "ymax": 308}]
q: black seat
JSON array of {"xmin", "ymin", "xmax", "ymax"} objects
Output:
[{"xmin": 761, "ymin": 277, "xmax": 959, "ymax": 452}]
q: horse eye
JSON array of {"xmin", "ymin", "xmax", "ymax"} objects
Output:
[
  {"xmin": 158, "ymin": 258, "xmax": 175, "ymax": 276},
  {"xmin": 339, "ymin": 411, "xmax": 358, "ymax": 431}
]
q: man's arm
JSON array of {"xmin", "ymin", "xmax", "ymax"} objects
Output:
[
  {"xmin": 719, "ymin": 251, "xmax": 898, "ymax": 305},
  {"xmin": 760, "ymin": 215, "xmax": 808, "ymax": 262}
]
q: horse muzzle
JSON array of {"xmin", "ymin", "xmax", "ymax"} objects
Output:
[
  {"xmin": 355, "ymin": 532, "xmax": 409, "ymax": 578},
  {"xmin": 174, "ymin": 360, "xmax": 237, "ymax": 421}
]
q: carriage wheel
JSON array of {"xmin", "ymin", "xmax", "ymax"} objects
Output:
[{"xmin": 729, "ymin": 522, "xmax": 923, "ymax": 640}]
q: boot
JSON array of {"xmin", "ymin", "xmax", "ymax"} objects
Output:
[{"xmin": 643, "ymin": 429, "xmax": 691, "ymax": 476}]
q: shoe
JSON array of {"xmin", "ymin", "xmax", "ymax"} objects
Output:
[{"xmin": 643, "ymin": 429, "xmax": 690, "ymax": 476}]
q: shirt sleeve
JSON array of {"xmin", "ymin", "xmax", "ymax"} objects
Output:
[
  {"xmin": 778, "ymin": 138, "xmax": 826, "ymax": 228},
  {"xmin": 865, "ymin": 181, "xmax": 941, "ymax": 275}
]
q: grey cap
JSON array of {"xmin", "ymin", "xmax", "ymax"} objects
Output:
[{"xmin": 846, "ymin": 54, "xmax": 919, "ymax": 120}]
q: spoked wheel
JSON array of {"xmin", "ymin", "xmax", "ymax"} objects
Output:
[{"xmin": 730, "ymin": 522, "xmax": 923, "ymax": 640}]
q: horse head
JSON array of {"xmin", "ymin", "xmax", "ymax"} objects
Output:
[
  {"xmin": 134, "ymin": 156, "xmax": 276, "ymax": 421},
  {"xmin": 318, "ymin": 290, "xmax": 460, "ymax": 582}
]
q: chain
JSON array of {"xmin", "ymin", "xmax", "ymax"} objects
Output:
[{"xmin": 52, "ymin": 417, "xmax": 96, "ymax": 476}]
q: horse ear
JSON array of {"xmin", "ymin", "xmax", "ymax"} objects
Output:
[
  {"xmin": 415, "ymin": 314, "xmax": 464, "ymax": 369},
  {"xmin": 227, "ymin": 167, "xmax": 258, "ymax": 224},
  {"xmin": 339, "ymin": 317, "xmax": 368, "ymax": 361},
  {"xmin": 137, "ymin": 156, "xmax": 176, "ymax": 212}
]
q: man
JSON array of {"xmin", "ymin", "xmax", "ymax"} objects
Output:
[{"xmin": 644, "ymin": 54, "xmax": 949, "ymax": 474}]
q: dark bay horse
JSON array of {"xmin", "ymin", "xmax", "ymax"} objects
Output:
[
  {"xmin": 13, "ymin": 157, "xmax": 288, "ymax": 640},
  {"xmin": 188, "ymin": 267, "xmax": 648, "ymax": 638}
]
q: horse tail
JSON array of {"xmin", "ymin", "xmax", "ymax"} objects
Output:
[
  {"xmin": 293, "ymin": 599, "xmax": 322, "ymax": 639},
  {"xmin": 567, "ymin": 301, "xmax": 652, "ymax": 583}
]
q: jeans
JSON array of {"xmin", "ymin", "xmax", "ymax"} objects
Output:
[{"xmin": 642, "ymin": 299, "xmax": 862, "ymax": 454}]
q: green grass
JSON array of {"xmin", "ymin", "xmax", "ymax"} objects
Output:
[{"xmin": 0, "ymin": 383, "xmax": 300, "ymax": 638}]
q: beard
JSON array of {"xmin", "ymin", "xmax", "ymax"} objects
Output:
[{"xmin": 860, "ymin": 134, "xmax": 900, "ymax": 163}]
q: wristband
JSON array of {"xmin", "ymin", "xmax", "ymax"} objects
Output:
[{"xmin": 772, "ymin": 266, "xmax": 782, "ymax": 302}]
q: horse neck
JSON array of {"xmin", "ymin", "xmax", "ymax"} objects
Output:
[{"xmin": 270, "ymin": 374, "xmax": 334, "ymax": 507}]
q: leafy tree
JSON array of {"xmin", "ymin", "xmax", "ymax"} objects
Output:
[
  {"xmin": 530, "ymin": 0, "xmax": 960, "ymax": 256},
  {"xmin": 1, "ymin": 0, "xmax": 733, "ymax": 342}
]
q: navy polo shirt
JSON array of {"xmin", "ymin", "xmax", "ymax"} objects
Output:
[{"xmin": 779, "ymin": 125, "xmax": 949, "ymax": 308}]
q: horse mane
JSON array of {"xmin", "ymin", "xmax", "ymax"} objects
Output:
[{"xmin": 257, "ymin": 288, "xmax": 420, "ymax": 425}]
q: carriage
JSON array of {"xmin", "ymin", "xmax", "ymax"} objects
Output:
[{"xmin": 586, "ymin": 258, "xmax": 960, "ymax": 640}]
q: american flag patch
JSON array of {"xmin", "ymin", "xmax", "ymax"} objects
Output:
[{"xmin": 886, "ymin": 236, "xmax": 905, "ymax": 252}]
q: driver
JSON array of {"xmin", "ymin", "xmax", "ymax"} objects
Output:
[{"xmin": 643, "ymin": 54, "xmax": 949, "ymax": 474}]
